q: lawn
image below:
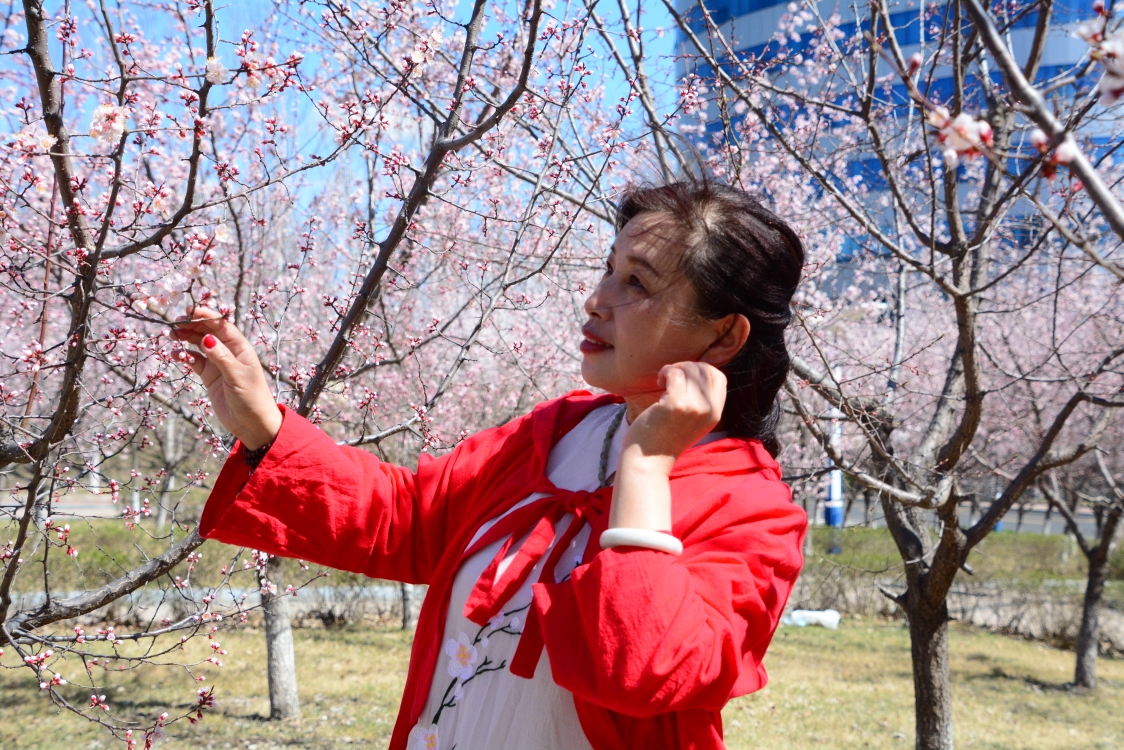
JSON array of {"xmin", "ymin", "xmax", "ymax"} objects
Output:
[{"xmin": 1, "ymin": 618, "xmax": 1120, "ymax": 749}]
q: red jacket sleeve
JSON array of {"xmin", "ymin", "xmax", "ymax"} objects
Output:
[
  {"xmin": 529, "ymin": 473, "xmax": 806, "ymax": 718},
  {"xmin": 198, "ymin": 402, "xmax": 524, "ymax": 584}
]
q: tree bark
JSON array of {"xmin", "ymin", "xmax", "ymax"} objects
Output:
[
  {"xmin": 156, "ymin": 416, "xmax": 177, "ymax": 529},
  {"xmin": 882, "ymin": 492, "xmax": 958, "ymax": 750},
  {"xmin": 401, "ymin": 582, "xmax": 412, "ymax": 630},
  {"xmin": 261, "ymin": 556, "xmax": 301, "ymax": 721},
  {"xmin": 1074, "ymin": 556, "xmax": 1107, "ymax": 689},
  {"xmin": 907, "ymin": 600, "xmax": 955, "ymax": 750}
]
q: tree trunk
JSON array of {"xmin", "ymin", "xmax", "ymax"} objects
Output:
[
  {"xmin": 156, "ymin": 416, "xmax": 176, "ymax": 529},
  {"xmin": 400, "ymin": 582, "xmax": 412, "ymax": 629},
  {"xmin": 907, "ymin": 600, "xmax": 955, "ymax": 750},
  {"xmin": 261, "ymin": 556, "xmax": 301, "ymax": 721},
  {"xmin": 1074, "ymin": 556, "xmax": 1107, "ymax": 689},
  {"xmin": 155, "ymin": 478, "xmax": 172, "ymax": 529},
  {"xmin": 802, "ymin": 491, "xmax": 814, "ymax": 556},
  {"xmin": 33, "ymin": 480, "xmax": 50, "ymax": 526}
]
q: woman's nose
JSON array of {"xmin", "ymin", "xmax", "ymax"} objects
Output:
[{"xmin": 584, "ymin": 280, "xmax": 611, "ymax": 319}]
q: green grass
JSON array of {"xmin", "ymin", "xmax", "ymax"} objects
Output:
[
  {"xmin": 729, "ymin": 618, "xmax": 1124, "ymax": 750},
  {"xmin": 804, "ymin": 526, "xmax": 1124, "ymax": 584},
  {"xmin": 1, "ymin": 619, "xmax": 1121, "ymax": 749},
  {"xmin": 3, "ymin": 516, "xmax": 374, "ymax": 597}
]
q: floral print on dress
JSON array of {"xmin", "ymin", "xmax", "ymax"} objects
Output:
[
  {"xmin": 420, "ymin": 601, "xmax": 530, "ymax": 736},
  {"xmin": 407, "ymin": 723, "xmax": 439, "ymax": 750},
  {"xmin": 445, "ymin": 632, "xmax": 478, "ymax": 680}
]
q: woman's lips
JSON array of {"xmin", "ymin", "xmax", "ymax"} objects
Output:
[{"xmin": 580, "ymin": 333, "xmax": 613, "ymax": 354}]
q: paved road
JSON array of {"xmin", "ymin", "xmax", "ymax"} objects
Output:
[
  {"xmin": 5, "ymin": 495, "xmax": 1105, "ymax": 539},
  {"xmin": 1, "ymin": 491, "xmax": 130, "ymax": 520}
]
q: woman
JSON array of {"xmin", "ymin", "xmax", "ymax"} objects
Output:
[{"xmin": 173, "ymin": 177, "xmax": 807, "ymax": 750}]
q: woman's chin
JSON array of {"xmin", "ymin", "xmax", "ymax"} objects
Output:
[{"xmin": 580, "ymin": 361, "xmax": 614, "ymax": 392}]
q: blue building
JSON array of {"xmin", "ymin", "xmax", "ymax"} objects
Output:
[{"xmin": 675, "ymin": 0, "xmax": 1101, "ymax": 137}]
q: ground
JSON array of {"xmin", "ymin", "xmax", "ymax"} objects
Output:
[{"xmin": 1, "ymin": 618, "xmax": 1121, "ymax": 749}]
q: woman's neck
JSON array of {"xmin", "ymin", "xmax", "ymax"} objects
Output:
[
  {"xmin": 622, "ymin": 393, "xmax": 658, "ymax": 425},
  {"xmin": 622, "ymin": 393, "xmax": 728, "ymax": 434}
]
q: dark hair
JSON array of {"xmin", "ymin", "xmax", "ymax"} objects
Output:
[{"xmin": 615, "ymin": 175, "xmax": 805, "ymax": 457}]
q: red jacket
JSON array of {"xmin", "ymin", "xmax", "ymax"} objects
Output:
[{"xmin": 199, "ymin": 390, "xmax": 806, "ymax": 749}]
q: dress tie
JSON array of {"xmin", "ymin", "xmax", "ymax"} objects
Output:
[{"xmin": 461, "ymin": 478, "xmax": 610, "ymax": 628}]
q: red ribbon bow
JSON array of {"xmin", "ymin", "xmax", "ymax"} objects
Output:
[{"xmin": 460, "ymin": 478, "xmax": 612, "ymax": 678}]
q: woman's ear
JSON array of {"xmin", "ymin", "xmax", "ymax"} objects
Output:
[{"xmin": 698, "ymin": 313, "xmax": 751, "ymax": 368}]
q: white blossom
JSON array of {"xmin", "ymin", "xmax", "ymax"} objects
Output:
[
  {"xmin": 214, "ymin": 223, "xmax": 233, "ymax": 244},
  {"xmin": 407, "ymin": 723, "xmax": 439, "ymax": 750},
  {"xmin": 205, "ymin": 56, "xmax": 228, "ymax": 85},
  {"xmin": 444, "ymin": 631, "xmax": 478, "ymax": 680},
  {"xmin": 9, "ymin": 126, "xmax": 56, "ymax": 153},
  {"xmin": 1074, "ymin": 16, "xmax": 1106, "ymax": 44},
  {"xmin": 1099, "ymin": 34, "xmax": 1124, "ymax": 76},
  {"xmin": 409, "ymin": 27, "xmax": 445, "ymax": 67},
  {"xmin": 1053, "ymin": 139, "xmax": 1079, "ymax": 164},
  {"xmin": 1098, "ymin": 71, "xmax": 1124, "ymax": 104},
  {"xmin": 928, "ymin": 107, "xmax": 992, "ymax": 165},
  {"xmin": 1029, "ymin": 128, "xmax": 1050, "ymax": 153},
  {"xmin": 89, "ymin": 104, "xmax": 129, "ymax": 145}
]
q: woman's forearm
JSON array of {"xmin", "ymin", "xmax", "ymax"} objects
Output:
[{"xmin": 609, "ymin": 445, "xmax": 674, "ymax": 532}]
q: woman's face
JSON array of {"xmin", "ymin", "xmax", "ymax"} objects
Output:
[{"xmin": 581, "ymin": 212, "xmax": 732, "ymax": 398}]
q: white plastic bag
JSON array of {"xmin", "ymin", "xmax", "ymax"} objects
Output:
[{"xmin": 781, "ymin": 609, "xmax": 841, "ymax": 629}]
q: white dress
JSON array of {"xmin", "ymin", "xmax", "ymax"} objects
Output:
[{"xmin": 407, "ymin": 404, "xmax": 724, "ymax": 750}]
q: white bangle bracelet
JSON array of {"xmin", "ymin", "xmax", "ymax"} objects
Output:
[{"xmin": 599, "ymin": 528, "xmax": 683, "ymax": 557}]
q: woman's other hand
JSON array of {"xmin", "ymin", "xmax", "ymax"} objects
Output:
[{"xmin": 170, "ymin": 305, "xmax": 282, "ymax": 450}]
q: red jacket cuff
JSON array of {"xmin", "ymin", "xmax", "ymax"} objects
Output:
[{"xmin": 197, "ymin": 402, "xmax": 288, "ymax": 544}]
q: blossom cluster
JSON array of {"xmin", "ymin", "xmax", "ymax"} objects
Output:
[
  {"xmin": 1075, "ymin": 1, "xmax": 1124, "ymax": 102},
  {"xmin": 926, "ymin": 106, "xmax": 993, "ymax": 168},
  {"xmin": 6, "ymin": 126, "xmax": 56, "ymax": 154},
  {"xmin": 89, "ymin": 103, "xmax": 130, "ymax": 145},
  {"xmin": 1029, "ymin": 128, "xmax": 1078, "ymax": 179},
  {"xmin": 407, "ymin": 26, "xmax": 445, "ymax": 68}
]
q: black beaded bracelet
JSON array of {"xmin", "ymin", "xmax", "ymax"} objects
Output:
[{"xmin": 242, "ymin": 439, "xmax": 274, "ymax": 469}]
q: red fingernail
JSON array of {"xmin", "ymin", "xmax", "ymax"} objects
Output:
[{"xmin": 203, "ymin": 334, "xmax": 217, "ymax": 349}]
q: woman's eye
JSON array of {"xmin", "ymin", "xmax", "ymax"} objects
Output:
[{"xmin": 627, "ymin": 275, "xmax": 645, "ymax": 290}]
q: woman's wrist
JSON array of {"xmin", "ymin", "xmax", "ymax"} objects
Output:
[
  {"xmin": 617, "ymin": 443, "xmax": 676, "ymax": 477},
  {"xmin": 610, "ymin": 448, "xmax": 674, "ymax": 531},
  {"xmin": 600, "ymin": 527, "xmax": 683, "ymax": 556},
  {"xmin": 239, "ymin": 406, "xmax": 283, "ymax": 451}
]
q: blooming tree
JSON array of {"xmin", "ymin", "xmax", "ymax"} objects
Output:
[
  {"xmin": 658, "ymin": 0, "xmax": 1124, "ymax": 747},
  {"xmin": 0, "ymin": 0, "xmax": 688, "ymax": 740}
]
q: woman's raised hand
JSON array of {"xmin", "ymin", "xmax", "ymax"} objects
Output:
[
  {"xmin": 608, "ymin": 362, "xmax": 726, "ymax": 532},
  {"xmin": 622, "ymin": 361, "xmax": 727, "ymax": 472},
  {"xmin": 170, "ymin": 305, "xmax": 283, "ymax": 450}
]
